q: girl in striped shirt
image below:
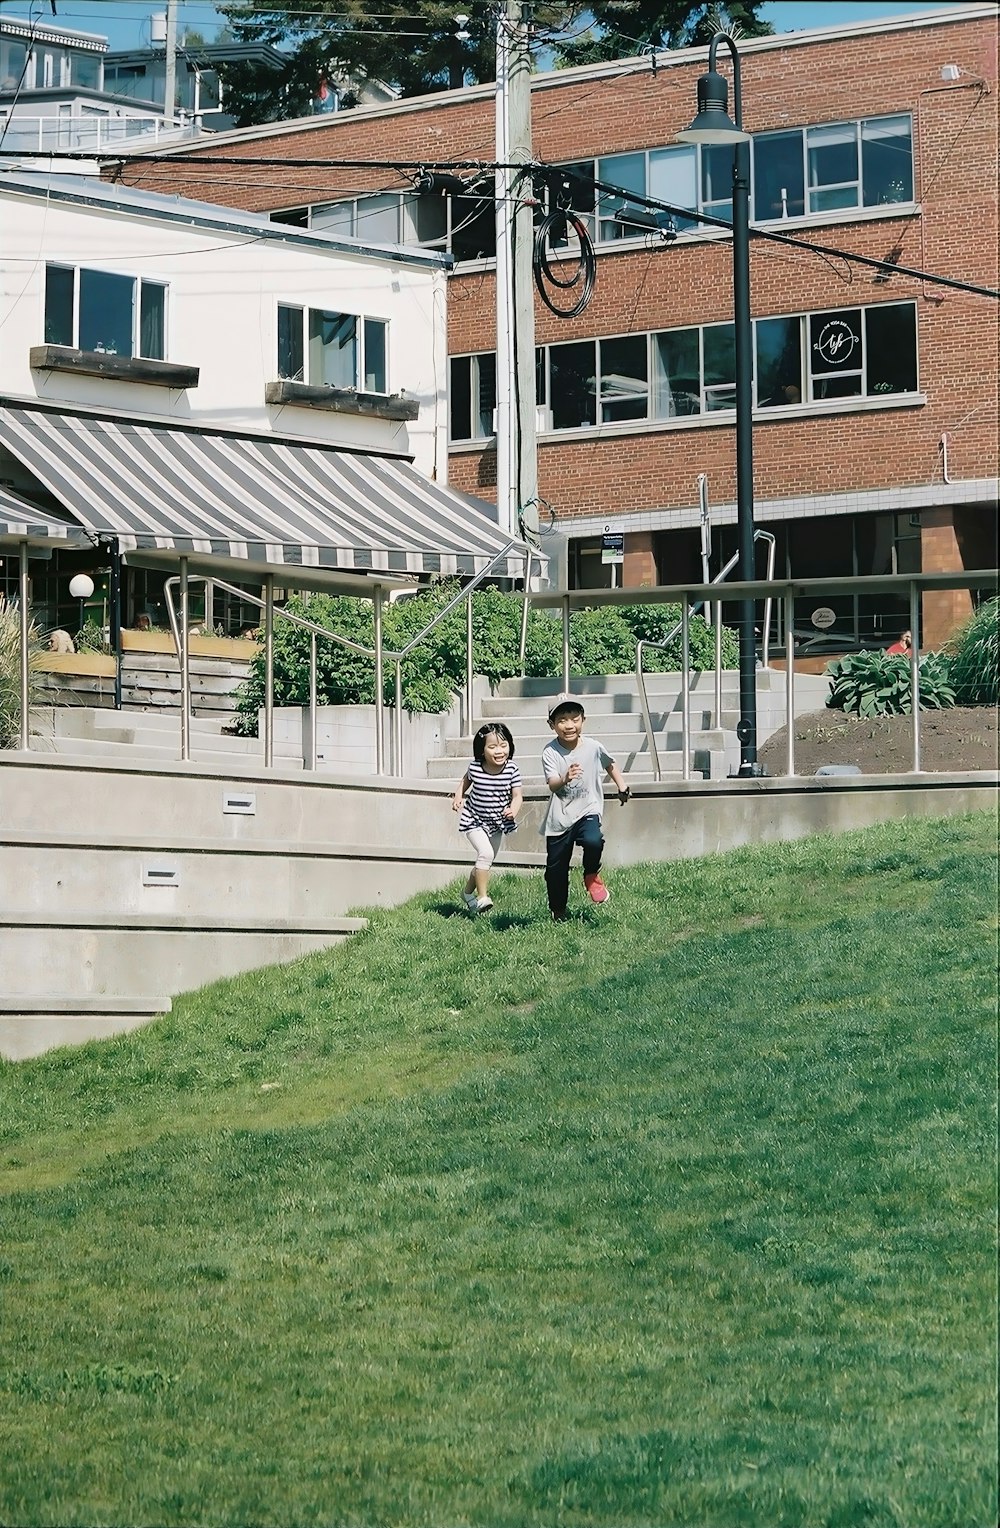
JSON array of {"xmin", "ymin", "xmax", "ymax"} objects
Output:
[{"xmin": 451, "ymin": 722, "xmax": 523, "ymax": 913}]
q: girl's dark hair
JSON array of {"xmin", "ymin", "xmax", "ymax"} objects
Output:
[{"xmin": 473, "ymin": 722, "xmax": 515, "ymax": 762}]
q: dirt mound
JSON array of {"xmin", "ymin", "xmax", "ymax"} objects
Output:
[{"xmin": 757, "ymin": 705, "xmax": 999, "ymax": 777}]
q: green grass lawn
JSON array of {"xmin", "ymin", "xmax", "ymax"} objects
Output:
[{"xmin": 1, "ymin": 812, "xmax": 996, "ymax": 1528}]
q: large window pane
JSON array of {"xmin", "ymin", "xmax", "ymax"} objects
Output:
[
  {"xmin": 355, "ymin": 193, "xmax": 400, "ymax": 243},
  {"xmin": 701, "ymin": 144, "xmax": 734, "ymax": 224},
  {"xmin": 809, "ymin": 308, "xmax": 862, "ymax": 398},
  {"xmin": 138, "ymin": 281, "xmax": 165, "ymax": 359},
  {"xmin": 598, "ymin": 151, "xmax": 645, "ymax": 242},
  {"xmin": 310, "ymin": 201, "xmax": 355, "ymax": 235},
  {"xmin": 703, "ymin": 323, "xmax": 736, "ymax": 410},
  {"xmin": 599, "ymin": 335, "xmax": 648, "ymax": 422},
  {"xmin": 476, "ymin": 353, "xmax": 497, "ymax": 437},
  {"xmin": 648, "ymin": 146, "xmax": 698, "ymax": 231},
  {"xmin": 277, "ymin": 304, "xmax": 304, "ymax": 381},
  {"xmin": 71, "ymin": 53, "xmax": 101, "ymax": 89},
  {"xmin": 309, "ymin": 309, "xmax": 356, "ymax": 387},
  {"xmin": 755, "ymin": 316, "xmax": 802, "ymax": 406},
  {"xmin": 549, "ymin": 341, "xmax": 597, "ymax": 430},
  {"xmin": 44, "ymin": 265, "xmax": 75, "ymax": 345},
  {"xmin": 450, "ymin": 356, "xmax": 473, "ymax": 440},
  {"xmin": 450, "ymin": 177, "xmax": 496, "ymax": 261},
  {"xmin": 752, "ymin": 130, "xmax": 805, "ymax": 221},
  {"xmin": 79, "ymin": 269, "xmax": 134, "ymax": 356},
  {"xmin": 408, "ymin": 192, "xmax": 447, "ymax": 247},
  {"xmin": 865, "ymin": 303, "xmax": 917, "ymax": 394},
  {"xmin": 363, "ymin": 318, "xmax": 387, "ymax": 392},
  {"xmin": 807, "ymin": 122, "xmax": 859, "ymax": 211},
  {"xmin": 653, "ymin": 329, "xmax": 700, "ymax": 417},
  {"xmin": 861, "ymin": 115, "xmax": 913, "ymax": 206}
]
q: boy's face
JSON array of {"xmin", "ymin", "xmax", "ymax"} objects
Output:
[{"xmin": 552, "ymin": 709, "xmax": 585, "ymax": 746}]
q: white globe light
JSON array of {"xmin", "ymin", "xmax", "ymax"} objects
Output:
[{"xmin": 69, "ymin": 574, "xmax": 95, "ymax": 600}]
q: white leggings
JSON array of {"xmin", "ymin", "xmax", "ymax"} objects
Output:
[{"xmin": 466, "ymin": 826, "xmax": 504, "ymax": 870}]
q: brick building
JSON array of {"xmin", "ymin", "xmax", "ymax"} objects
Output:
[{"xmin": 113, "ymin": 3, "xmax": 998, "ymax": 650}]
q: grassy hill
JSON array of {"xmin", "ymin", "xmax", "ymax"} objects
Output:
[{"xmin": 1, "ymin": 812, "xmax": 996, "ymax": 1528}]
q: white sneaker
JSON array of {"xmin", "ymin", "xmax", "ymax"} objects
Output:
[
  {"xmin": 475, "ymin": 896, "xmax": 494, "ymax": 912},
  {"xmin": 462, "ymin": 892, "xmax": 479, "ymax": 911}
]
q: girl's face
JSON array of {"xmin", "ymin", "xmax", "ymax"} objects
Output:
[{"xmin": 481, "ymin": 731, "xmax": 511, "ymax": 769}]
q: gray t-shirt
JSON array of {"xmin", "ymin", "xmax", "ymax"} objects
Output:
[{"xmin": 540, "ymin": 734, "xmax": 614, "ymax": 836}]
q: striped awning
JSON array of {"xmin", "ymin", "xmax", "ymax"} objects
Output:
[
  {"xmin": 0, "ymin": 404, "xmax": 527, "ymax": 580},
  {"xmin": 0, "ymin": 483, "xmax": 91, "ymax": 547}
]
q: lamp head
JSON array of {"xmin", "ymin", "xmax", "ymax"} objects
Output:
[
  {"xmin": 69, "ymin": 573, "xmax": 95, "ymax": 600},
  {"xmin": 676, "ymin": 68, "xmax": 749, "ymax": 144}
]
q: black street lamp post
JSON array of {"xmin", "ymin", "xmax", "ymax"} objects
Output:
[{"xmin": 677, "ymin": 32, "xmax": 765, "ymax": 776}]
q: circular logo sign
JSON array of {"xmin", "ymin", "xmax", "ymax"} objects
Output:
[
  {"xmin": 815, "ymin": 318, "xmax": 857, "ymax": 367},
  {"xmin": 811, "ymin": 607, "xmax": 837, "ymax": 630}
]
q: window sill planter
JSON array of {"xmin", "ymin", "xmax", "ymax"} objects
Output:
[
  {"xmin": 265, "ymin": 380, "xmax": 419, "ymax": 421},
  {"xmin": 29, "ymin": 346, "xmax": 199, "ymax": 389}
]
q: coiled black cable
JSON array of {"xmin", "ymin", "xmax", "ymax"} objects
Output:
[{"xmin": 532, "ymin": 207, "xmax": 596, "ymax": 318}]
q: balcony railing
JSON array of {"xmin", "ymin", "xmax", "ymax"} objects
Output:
[{"xmin": 0, "ymin": 113, "xmax": 196, "ymax": 154}]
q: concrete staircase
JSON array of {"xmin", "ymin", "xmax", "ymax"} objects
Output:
[
  {"xmin": 425, "ymin": 670, "xmax": 831, "ymax": 782},
  {"xmin": 0, "ymin": 751, "xmax": 545, "ymax": 1059},
  {"xmin": 30, "ymin": 705, "xmax": 302, "ymax": 769}
]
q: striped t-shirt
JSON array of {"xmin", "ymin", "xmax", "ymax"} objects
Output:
[{"xmin": 458, "ymin": 759, "xmax": 522, "ymax": 836}]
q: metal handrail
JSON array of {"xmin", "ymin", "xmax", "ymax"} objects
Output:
[
  {"xmin": 163, "ymin": 537, "xmax": 525, "ymax": 773},
  {"xmin": 635, "ymin": 531, "xmax": 776, "ymax": 781}
]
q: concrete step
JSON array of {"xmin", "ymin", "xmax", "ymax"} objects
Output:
[
  {"xmin": 425, "ymin": 753, "xmax": 720, "ymax": 781},
  {"xmin": 0, "ymin": 995, "xmax": 173, "ymax": 1062},
  {"xmin": 0, "ymin": 832, "xmax": 546, "ymax": 919},
  {"xmin": 1, "ymin": 912, "xmax": 367, "ymax": 1000},
  {"xmin": 440, "ymin": 723, "xmax": 728, "ymax": 757},
  {"xmin": 27, "ymin": 733, "xmax": 305, "ymax": 768},
  {"xmin": 493, "ymin": 671, "xmax": 796, "ymax": 699}
]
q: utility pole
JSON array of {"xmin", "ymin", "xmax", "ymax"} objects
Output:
[
  {"xmin": 494, "ymin": 0, "xmax": 537, "ymax": 541},
  {"xmin": 163, "ymin": 0, "xmax": 178, "ymax": 123}
]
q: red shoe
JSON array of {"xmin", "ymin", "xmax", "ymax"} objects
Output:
[{"xmin": 584, "ymin": 872, "xmax": 610, "ymax": 904}]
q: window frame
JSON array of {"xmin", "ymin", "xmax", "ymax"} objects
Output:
[
  {"xmin": 43, "ymin": 262, "xmax": 168, "ymax": 361},
  {"xmin": 277, "ymin": 302, "xmax": 390, "ymax": 395}
]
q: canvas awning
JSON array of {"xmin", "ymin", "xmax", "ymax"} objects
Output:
[
  {"xmin": 0, "ymin": 402, "xmax": 529, "ymax": 584},
  {"xmin": 0, "ymin": 483, "xmax": 91, "ymax": 548}
]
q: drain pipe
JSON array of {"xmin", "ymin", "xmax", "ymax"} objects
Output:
[{"xmin": 939, "ymin": 433, "xmax": 953, "ymax": 484}]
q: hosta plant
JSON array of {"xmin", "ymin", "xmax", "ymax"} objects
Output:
[{"xmin": 826, "ymin": 649, "xmax": 955, "ymax": 717}]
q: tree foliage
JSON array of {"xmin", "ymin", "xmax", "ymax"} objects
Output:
[{"xmin": 215, "ymin": 1, "xmax": 771, "ymax": 123}]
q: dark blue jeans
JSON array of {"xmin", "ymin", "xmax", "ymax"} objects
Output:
[{"xmin": 545, "ymin": 814, "xmax": 604, "ymax": 913}]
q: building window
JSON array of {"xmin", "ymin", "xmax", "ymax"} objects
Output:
[
  {"xmin": 450, "ymin": 353, "xmax": 497, "ymax": 440},
  {"xmin": 754, "ymin": 114, "xmax": 913, "ymax": 220},
  {"xmin": 44, "ymin": 264, "xmax": 167, "ymax": 359},
  {"xmin": 277, "ymin": 304, "xmax": 388, "ymax": 393},
  {"xmin": 274, "ymin": 177, "xmax": 497, "ymax": 262},
  {"xmin": 468, "ymin": 301, "xmax": 917, "ymax": 439}
]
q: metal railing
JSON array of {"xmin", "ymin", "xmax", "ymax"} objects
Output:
[
  {"xmin": 635, "ymin": 530, "xmax": 776, "ymax": 781},
  {"xmin": 0, "ymin": 113, "xmax": 195, "ymax": 154},
  {"xmin": 525, "ymin": 569, "xmax": 997, "ymax": 781},
  {"xmin": 163, "ymin": 541, "xmax": 529, "ymax": 773}
]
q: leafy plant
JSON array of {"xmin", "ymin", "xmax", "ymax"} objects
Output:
[
  {"xmin": 619, "ymin": 602, "xmax": 740, "ymax": 671},
  {"xmin": 75, "ymin": 619, "xmax": 109, "ymax": 655},
  {"xmin": 947, "ymin": 595, "xmax": 999, "ymax": 706},
  {"xmin": 826, "ymin": 649, "xmax": 955, "ymax": 717},
  {"xmin": 0, "ymin": 595, "xmax": 44, "ymax": 747}
]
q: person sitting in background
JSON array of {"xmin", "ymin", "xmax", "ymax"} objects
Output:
[
  {"xmin": 48, "ymin": 630, "xmax": 76, "ymax": 654},
  {"xmin": 133, "ymin": 613, "xmax": 152, "ymax": 631},
  {"xmin": 886, "ymin": 630, "xmax": 912, "ymax": 656}
]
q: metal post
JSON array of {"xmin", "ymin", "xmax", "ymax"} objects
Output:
[
  {"xmin": 681, "ymin": 597, "xmax": 691, "ymax": 782},
  {"xmin": 714, "ymin": 602, "xmax": 723, "ymax": 732},
  {"xmin": 179, "ymin": 555, "xmax": 190, "ymax": 762},
  {"xmin": 465, "ymin": 592, "xmax": 474, "ymax": 734},
  {"xmin": 731, "ymin": 63, "xmax": 759, "ymax": 773},
  {"xmin": 909, "ymin": 579, "xmax": 921, "ymax": 772},
  {"xmin": 263, "ymin": 574, "xmax": 274, "ymax": 768},
  {"xmin": 373, "ymin": 585, "xmax": 385, "ymax": 776},
  {"xmin": 561, "ymin": 594, "xmax": 570, "ymax": 689},
  {"xmin": 105, "ymin": 536, "xmax": 123, "ymax": 710},
  {"xmin": 519, "ymin": 551, "xmax": 531, "ymax": 673},
  {"xmin": 307, "ymin": 629, "xmax": 317, "ymax": 771},
  {"xmin": 784, "ymin": 589, "xmax": 796, "ymax": 778},
  {"xmin": 394, "ymin": 660, "xmax": 403, "ymax": 776},
  {"xmin": 18, "ymin": 540, "xmax": 29, "ymax": 751}
]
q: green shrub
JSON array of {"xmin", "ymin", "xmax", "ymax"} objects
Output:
[
  {"xmin": 0, "ymin": 595, "xmax": 43, "ymax": 747},
  {"xmin": 75, "ymin": 620, "xmax": 109, "ymax": 655},
  {"xmin": 826, "ymin": 649, "xmax": 955, "ymax": 717},
  {"xmin": 619, "ymin": 602, "xmax": 740, "ymax": 671},
  {"xmin": 947, "ymin": 596, "xmax": 999, "ymax": 706}
]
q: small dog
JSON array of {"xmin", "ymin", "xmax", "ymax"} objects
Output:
[{"xmin": 48, "ymin": 630, "xmax": 76, "ymax": 654}]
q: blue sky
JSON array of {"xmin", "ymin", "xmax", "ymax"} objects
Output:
[{"xmin": 0, "ymin": 0, "xmax": 967, "ymax": 55}]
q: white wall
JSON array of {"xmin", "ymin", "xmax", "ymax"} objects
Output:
[{"xmin": 0, "ymin": 179, "xmax": 451, "ymax": 478}]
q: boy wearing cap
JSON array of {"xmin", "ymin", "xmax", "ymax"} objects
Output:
[{"xmin": 541, "ymin": 694, "xmax": 630, "ymax": 921}]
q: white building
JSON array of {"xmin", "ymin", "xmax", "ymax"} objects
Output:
[{"xmin": 0, "ymin": 170, "xmax": 520, "ymax": 633}]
